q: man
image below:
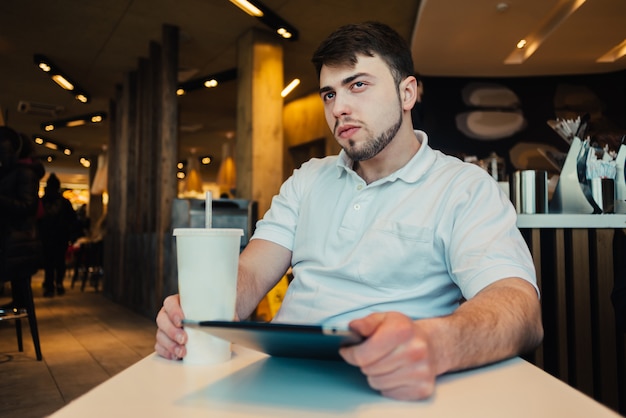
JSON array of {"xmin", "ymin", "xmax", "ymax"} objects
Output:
[
  {"xmin": 38, "ymin": 173, "xmax": 77, "ymax": 296},
  {"xmin": 156, "ymin": 22, "xmax": 543, "ymax": 401}
]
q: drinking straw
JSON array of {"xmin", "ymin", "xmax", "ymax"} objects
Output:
[{"xmin": 205, "ymin": 191, "xmax": 212, "ymax": 228}]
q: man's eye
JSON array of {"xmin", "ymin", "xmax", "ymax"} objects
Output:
[
  {"xmin": 323, "ymin": 92, "xmax": 335, "ymax": 101},
  {"xmin": 352, "ymin": 81, "xmax": 365, "ymax": 89}
]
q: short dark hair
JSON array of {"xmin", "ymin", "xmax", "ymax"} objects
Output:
[
  {"xmin": 311, "ymin": 21, "xmax": 415, "ymax": 85},
  {"xmin": 46, "ymin": 172, "xmax": 61, "ymax": 191}
]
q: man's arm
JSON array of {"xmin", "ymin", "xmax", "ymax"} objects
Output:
[
  {"xmin": 340, "ymin": 278, "xmax": 543, "ymax": 401},
  {"xmin": 155, "ymin": 238, "xmax": 291, "ymax": 360},
  {"xmin": 235, "ymin": 239, "xmax": 292, "ymax": 320}
]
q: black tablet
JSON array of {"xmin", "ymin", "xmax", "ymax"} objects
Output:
[{"xmin": 182, "ymin": 320, "xmax": 364, "ymax": 361}]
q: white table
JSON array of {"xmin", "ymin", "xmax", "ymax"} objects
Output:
[{"xmin": 50, "ymin": 346, "xmax": 620, "ymax": 418}]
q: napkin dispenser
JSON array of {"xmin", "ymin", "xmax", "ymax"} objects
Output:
[{"xmin": 549, "ymin": 136, "xmax": 602, "ymax": 214}]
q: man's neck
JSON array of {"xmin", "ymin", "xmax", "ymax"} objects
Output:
[{"xmin": 354, "ymin": 127, "xmax": 421, "ymax": 184}]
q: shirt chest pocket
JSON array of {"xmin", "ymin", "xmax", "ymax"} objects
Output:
[{"xmin": 356, "ymin": 221, "xmax": 434, "ymax": 289}]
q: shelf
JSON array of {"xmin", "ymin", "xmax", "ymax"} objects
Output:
[{"xmin": 516, "ymin": 213, "xmax": 626, "ymax": 229}]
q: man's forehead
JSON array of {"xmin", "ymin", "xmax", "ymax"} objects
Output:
[{"xmin": 319, "ymin": 54, "xmax": 387, "ymax": 84}]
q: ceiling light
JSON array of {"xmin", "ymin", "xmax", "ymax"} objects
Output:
[
  {"xmin": 277, "ymin": 28, "xmax": 292, "ymax": 39},
  {"xmin": 229, "ymin": 0, "xmax": 263, "ymax": 17},
  {"xmin": 79, "ymin": 157, "xmax": 91, "ymax": 168},
  {"xmin": 201, "ymin": 156, "xmax": 212, "ymax": 165},
  {"xmin": 34, "ymin": 54, "xmax": 91, "ymax": 103},
  {"xmin": 496, "ymin": 2, "xmax": 509, "ymax": 12},
  {"xmin": 281, "ymin": 78, "xmax": 300, "ymax": 97},
  {"xmin": 40, "ymin": 111, "xmax": 107, "ymax": 131},
  {"xmin": 32, "ymin": 135, "xmax": 73, "ymax": 156},
  {"xmin": 178, "ymin": 68, "xmax": 237, "ymax": 94},
  {"xmin": 504, "ymin": 0, "xmax": 586, "ymax": 64},
  {"xmin": 227, "ymin": 0, "xmax": 298, "ymax": 41},
  {"xmin": 51, "ymin": 74, "xmax": 74, "ymax": 90},
  {"xmin": 516, "ymin": 39, "xmax": 527, "ymax": 49},
  {"xmin": 66, "ymin": 119, "xmax": 86, "ymax": 128},
  {"xmin": 596, "ymin": 39, "xmax": 626, "ymax": 63}
]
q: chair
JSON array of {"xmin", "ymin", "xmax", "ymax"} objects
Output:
[
  {"xmin": 71, "ymin": 240, "xmax": 104, "ymax": 292},
  {"xmin": 70, "ymin": 243, "xmax": 87, "ymax": 290},
  {"xmin": 0, "ymin": 277, "xmax": 43, "ymax": 360}
]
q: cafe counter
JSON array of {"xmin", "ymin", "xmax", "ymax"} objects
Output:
[{"xmin": 516, "ymin": 213, "xmax": 626, "ymax": 413}]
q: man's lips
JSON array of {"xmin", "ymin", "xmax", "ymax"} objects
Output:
[{"xmin": 336, "ymin": 124, "xmax": 359, "ymax": 139}]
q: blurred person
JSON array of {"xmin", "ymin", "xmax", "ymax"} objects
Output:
[
  {"xmin": 0, "ymin": 127, "xmax": 45, "ymax": 305},
  {"xmin": 155, "ymin": 22, "xmax": 543, "ymax": 400},
  {"xmin": 38, "ymin": 173, "xmax": 76, "ymax": 296},
  {"xmin": 71, "ymin": 203, "xmax": 91, "ymax": 243}
]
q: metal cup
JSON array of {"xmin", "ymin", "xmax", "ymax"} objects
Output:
[{"xmin": 511, "ymin": 170, "xmax": 548, "ymax": 214}]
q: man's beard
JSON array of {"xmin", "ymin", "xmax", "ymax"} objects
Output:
[{"xmin": 343, "ymin": 104, "xmax": 403, "ymax": 162}]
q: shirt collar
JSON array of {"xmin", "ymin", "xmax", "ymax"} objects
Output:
[{"xmin": 335, "ymin": 130, "xmax": 436, "ymax": 184}]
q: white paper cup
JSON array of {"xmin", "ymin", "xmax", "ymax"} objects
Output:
[{"xmin": 174, "ymin": 228, "xmax": 243, "ymax": 365}]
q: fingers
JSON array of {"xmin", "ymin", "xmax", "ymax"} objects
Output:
[
  {"xmin": 378, "ymin": 377, "xmax": 436, "ymax": 401},
  {"xmin": 155, "ymin": 328, "xmax": 185, "ymax": 360},
  {"xmin": 154, "ymin": 295, "xmax": 187, "ymax": 360},
  {"xmin": 347, "ymin": 312, "xmax": 387, "ymax": 338},
  {"xmin": 340, "ymin": 312, "xmax": 436, "ymax": 401},
  {"xmin": 163, "ymin": 294, "xmax": 184, "ymax": 327},
  {"xmin": 365, "ymin": 354, "xmax": 435, "ymax": 400},
  {"xmin": 341, "ymin": 312, "xmax": 408, "ymax": 367}
]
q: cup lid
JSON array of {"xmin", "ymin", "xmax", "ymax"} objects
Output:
[{"xmin": 173, "ymin": 228, "xmax": 243, "ymax": 236}]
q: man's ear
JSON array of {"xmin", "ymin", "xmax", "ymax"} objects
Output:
[{"xmin": 399, "ymin": 76, "xmax": 419, "ymax": 111}]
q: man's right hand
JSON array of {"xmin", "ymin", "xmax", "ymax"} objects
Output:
[{"xmin": 155, "ymin": 294, "xmax": 187, "ymax": 360}]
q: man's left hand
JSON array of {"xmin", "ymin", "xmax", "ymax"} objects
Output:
[{"xmin": 339, "ymin": 312, "xmax": 436, "ymax": 401}]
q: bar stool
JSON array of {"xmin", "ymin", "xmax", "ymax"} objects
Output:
[{"xmin": 0, "ymin": 278, "xmax": 43, "ymax": 361}]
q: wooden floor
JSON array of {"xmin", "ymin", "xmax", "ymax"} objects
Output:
[{"xmin": 0, "ymin": 271, "xmax": 157, "ymax": 418}]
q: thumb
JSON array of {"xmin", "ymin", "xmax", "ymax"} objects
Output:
[{"xmin": 349, "ymin": 312, "xmax": 387, "ymax": 337}]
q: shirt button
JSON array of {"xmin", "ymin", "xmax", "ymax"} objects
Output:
[
  {"xmin": 356, "ymin": 184, "xmax": 363, "ymax": 191},
  {"xmin": 354, "ymin": 204, "xmax": 361, "ymax": 210}
]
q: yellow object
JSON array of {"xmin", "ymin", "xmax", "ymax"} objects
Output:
[{"xmin": 255, "ymin": 275, "xmax": 289, "ymax": 322}]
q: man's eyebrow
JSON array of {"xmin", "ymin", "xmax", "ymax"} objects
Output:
[{"xmin": 319, "ymin": 72, "xmax": 369, "ymax": 95}]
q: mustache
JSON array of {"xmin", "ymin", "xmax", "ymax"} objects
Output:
[{"xmin": 333, "ymin": 117, "xmax": 359, "ymax": 135}]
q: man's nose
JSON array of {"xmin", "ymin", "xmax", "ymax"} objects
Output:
[{"xmin": 331, "ymin": 94, "xmax": 351, "ymax": 118}]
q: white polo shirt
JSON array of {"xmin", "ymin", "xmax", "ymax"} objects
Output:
[{"xmin": 252, "ymin": 130, "xmax": 537, "ymax": 326}]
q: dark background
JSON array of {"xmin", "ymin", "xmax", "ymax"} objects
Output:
[{"xmin": 414, "ymin": 69, "xmax": 626, "ymax": 177}]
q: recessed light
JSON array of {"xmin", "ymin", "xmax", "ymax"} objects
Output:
[
  {"xmin": 496, "ymin": 2, "xmax": 509, "ymax": 12},
  {"xmin": 504, "ymin": 0, "xmax": 586, "ymax": 64}
]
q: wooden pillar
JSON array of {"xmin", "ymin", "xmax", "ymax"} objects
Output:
[
  {"xmin": 235, "ymin": 29, "xmax": 284, "ymax": 217},
  {"xmin": 110, "ymin": 71, "xmax": 137, "ymax": 302},
  {"xmin": 155, "ymin": 24, "xmax": 179, "ymax": 314},
  {"xmin": 104, "ymin": 24, "xmax": 178, "ymax": 316},
  {"xmin": 103, "ymin": 97, "xmax": 119, "ymax": 298}
]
